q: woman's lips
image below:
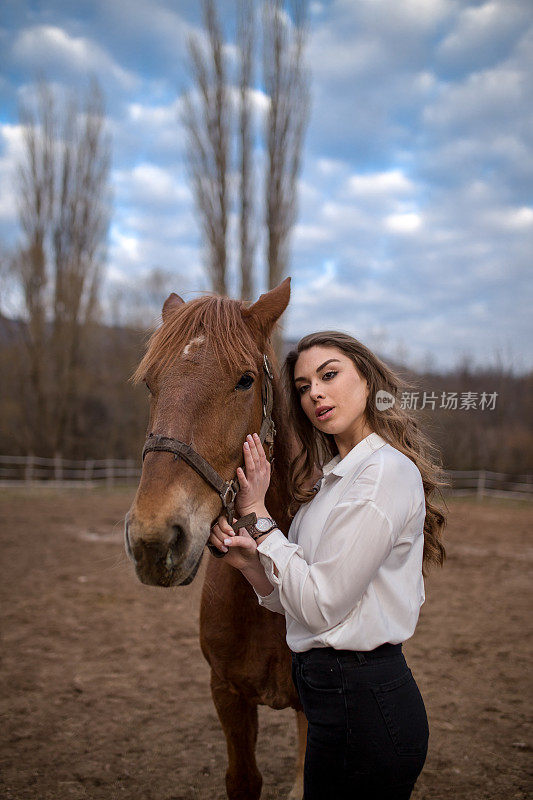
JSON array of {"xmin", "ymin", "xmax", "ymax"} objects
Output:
[{"xmin": 316, "ymin": 407, "xmax": 334, "ymax": 420}]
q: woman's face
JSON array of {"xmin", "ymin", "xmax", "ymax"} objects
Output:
[{"xmin": 294, "ymin": 345, "xmax": 371, "ymax": 440}]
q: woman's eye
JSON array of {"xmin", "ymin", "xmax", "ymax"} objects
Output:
[
  {"xmin": 298, "ymin": 371, "xmax": 337, "ymax": 395},
  {"xmin": 235, "ymin": 373, "xmax": 254, "ymax": 391}
]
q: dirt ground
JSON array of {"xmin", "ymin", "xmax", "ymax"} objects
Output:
[{"xmin": 0, "ymin": 488, "xmax": 531, "ymax": 800}]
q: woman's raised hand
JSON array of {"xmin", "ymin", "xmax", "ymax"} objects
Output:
[
  {"xmin": 235, "ymin": 433, "xmax": 271, "ymax": 516},
  {"xmin": 207, "ymin": 433, "xmax": 271, "ymax": 570}
]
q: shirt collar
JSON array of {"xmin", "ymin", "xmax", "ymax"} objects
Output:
[{"xmin": 322, "ymin": 432, "xmax": 388, "ymax": 478}]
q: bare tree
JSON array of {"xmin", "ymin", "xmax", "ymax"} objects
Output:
[
  {"xmin": 263, "ymin": 0, "xmax": 309, "ymax": 354},
  {"xmin": 108, "ymin": 266, "xmax": 187, "ymax": 329},
  {"xmin": 263, "ymin": 0, "xmax": 309, "ymax": 286},
  {"xmin": 182, "ymin": 0, "xmax": 230, "ymax": 295},
  {"xmin": 237, "ymin": 0, "xmax": 257, "ymax": 302},
  {"xmin": 14, "ymin": 78, "xmax": 110, "ymax": 455},
  {"xmin": 182, "ymin": 0, "xmax": 310, "ymax": 351}
]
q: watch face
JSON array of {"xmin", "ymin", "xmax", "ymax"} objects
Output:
[{"xmin": 256, "ymin": 517, "xmax": 273, "ymax": 532}]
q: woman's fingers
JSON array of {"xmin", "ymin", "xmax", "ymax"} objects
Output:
[
  {"xmin": 244, "ymin": 433, "xmax": 269, "ymax": 471},
  {"xmin": 210, "ymin": 513, "xmax": 257, "ymax": 557},
  {"xmin": 209, "ymin": 524, "xmax": 227, "ymax": 553},
  {"xmin": 223, "ymin": 531, "xmax": 255, "ymax": 549},
  {"xmin": 248, "ymin": 433, "xmax": 261, "ymax": 466},
  {"xmin": 243, "ymin": 438, "xmax": 256, "ymax": 472},
  {"xmin": 253, "ymin": 433, "xmax": 269, "ymax": 469},
  {"xmin": 210, "ymin": 516, "xmax": 234, "ymax": 553}
]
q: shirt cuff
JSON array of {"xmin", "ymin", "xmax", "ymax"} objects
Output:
[
  {"xmin": 253, "ymin": 584, "xmax": 285, "ymax": 614},
  {"xmin": 256, "ymin": 528, "xmax": 303, "ymax": 586}
]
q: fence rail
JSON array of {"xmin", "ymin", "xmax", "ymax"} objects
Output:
[
  {"xmin": 442, "ymin": 469, "xmax": 533, "ymax": 500},
  {"xmin": 0, "ymin": 454, "xmax": 139, "ymax": 487},
  {"xmin": 0, "ymin": 455, "xmax": 532, "ymax": 499}
]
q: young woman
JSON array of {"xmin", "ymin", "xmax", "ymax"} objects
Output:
[{"xmin": 209, "ymin": 330, "xmax": 447, "ymax": 800}]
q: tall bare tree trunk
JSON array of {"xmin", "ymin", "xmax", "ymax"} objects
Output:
[
  {"xmin": 182, "ymin": 0, "xmax": 229, "ymax": 295},
  {"xmin": 238, "ymin": 0, "xmax": 256, "ymax": 302},
  {"xmin": 263, "ymin": 0, "xmax": 309, "ymax": 359}
]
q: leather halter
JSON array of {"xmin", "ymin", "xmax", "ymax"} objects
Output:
[{"xmin": 141, "ymin": 354, "xmax": 276, "ymax": 559}]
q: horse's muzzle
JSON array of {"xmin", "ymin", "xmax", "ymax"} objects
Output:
[{"xmin": 124, "ymin": 512, "xmax": 204, "ymax": 587}]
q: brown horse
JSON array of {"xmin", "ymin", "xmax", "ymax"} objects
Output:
[{"xmin": 125, "ymin": 278, "xmax": 307, "ymax": 800}]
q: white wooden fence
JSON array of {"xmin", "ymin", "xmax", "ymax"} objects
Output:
[
  {"xmin": 0, "ymin": 454, "xmax": 139, "ymax": 488},
  {"xmin": 0, "ymin": 455, "xmax": 532, "ymax": 499},
  {"xmin": 442, "ymin": 469, "xmax": 533, "ymax": 500}
]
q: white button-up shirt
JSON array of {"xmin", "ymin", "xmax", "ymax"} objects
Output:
[{"xmin": 254, "ymin": 432, "xmax": 426, "ymax": 653}]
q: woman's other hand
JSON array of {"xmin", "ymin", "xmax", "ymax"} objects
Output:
[
  {"xmin": 235, "ymin": 433, "xmax": 271, "ymax": 516},
  {"xmin": 208, "ymin": 515, "xmax": 259, "ymax": 571}
]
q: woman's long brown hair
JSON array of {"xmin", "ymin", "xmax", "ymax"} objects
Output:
[{"xmin": 282, "ymin": 331, "xmax": 447, "ymax": 570}]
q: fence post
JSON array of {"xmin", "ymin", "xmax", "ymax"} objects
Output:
[
  {"xmin": 25, "ymin": 453, "xmax": 35, "ymax": 483},
  {"xmin": 106, "ymin": 457, "xmax": 114, "ymax": 488},
  {"xmin": 476, "ymin": 469, "xmax": 486, "ymax": 501},
  {"xmin": 85, "ymin": 459, "xmax": 94, "ymax": 483},
  {"xmin": 54, "ymin": 453, "xmax": 63, "ymax": 482}
]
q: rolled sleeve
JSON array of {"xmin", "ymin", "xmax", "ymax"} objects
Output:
[
  {"xmin": 253, "ymin": 584, "xmax": 286, "ymax": 614},
  {"xmin": 257, "ymin": 529, "xmax": 304, "ymax": 583}
]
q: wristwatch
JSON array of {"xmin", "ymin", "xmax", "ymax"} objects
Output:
[{"xmin": 249, "ymin": 516, "xmax": 278, "ymax": 541}]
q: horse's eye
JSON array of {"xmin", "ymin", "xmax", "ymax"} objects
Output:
[{"xmin": 236, "ymin": 373, "xmax": 254, "ymax": 391}]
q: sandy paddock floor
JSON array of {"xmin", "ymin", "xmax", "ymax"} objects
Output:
[{"xmin": 0, "ymin": 488, "xmax": 531, "ymax": 800}]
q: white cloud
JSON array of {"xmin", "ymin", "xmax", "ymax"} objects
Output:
[
  {"xmin": 423, "ymin": 65, "xmax": 526, "ymax": 132},
  {"xmin": 0, "ymin": 123, "xmax": 25, "ymax": 239},
  {"xmin": 335, "ymin": 0, "xmax": 450, "ymax": 34},
  {"xmin": 385, "ymin": 212, "xmax": 422, "ymax": 234},
  {"xmin": 316, "ymin": 157, "xmax": 348, "ymax": 177},
  {"xmin": 321, "ymin": 201, "xmax": 369, "ymax": 232},
  {"xmin": 12, "ymin": 25, "xmax": 138, "ymax": 90},
  {"xmin": 345, "ymin": 169, "xmax": 414, "ymax": 198},
  {"xmin": 114, "ymin": 163, "xmax": 191, "ymax": 208},
  {"xmin": 437, "ymin": 0, "xmax": 529, "ymax": 68},
  {"xmin": 293, "ymin": 223, "xmax": 332, "ymax": 246},
  {"xmin": 110, "ymin": 228, "xmax": 141, "ymax": 264},
  {"xmin": 485, "ymin": 206, "xmax": 533, "ymax": 231}
]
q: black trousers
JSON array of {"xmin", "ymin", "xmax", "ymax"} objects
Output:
[{"xmin": 291, "ymin": 643, "xmax": 429, "ymax": 800}]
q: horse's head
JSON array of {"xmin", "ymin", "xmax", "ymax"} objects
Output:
[{"xmin": 125, "ymin": 278, "xmax": 291, "ymax": 587}]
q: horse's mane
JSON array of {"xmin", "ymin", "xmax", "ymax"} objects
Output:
[{"xmin": 132, "ymin": 295, "xmax": 265, "ymax": 383}]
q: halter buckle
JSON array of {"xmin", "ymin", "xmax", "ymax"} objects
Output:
[{"xmin": 220, "ymin": 483, "xmax": 237, "ymax": 508}]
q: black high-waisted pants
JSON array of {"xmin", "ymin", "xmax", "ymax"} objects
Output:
[{"xmin": 291, "ymin": 643, "xmax": 429, "ymax": 799}]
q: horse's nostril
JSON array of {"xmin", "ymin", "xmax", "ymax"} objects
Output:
[
  {"xmin": 165, "ymin": 524, "xmax": 187, "ymax": 569},
  {"xmin": 170, "ymin": 524, "xmax": 185, "ymax": 547}
]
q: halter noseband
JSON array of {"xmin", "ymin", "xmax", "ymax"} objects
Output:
[{"xmin": 141, "ymin": 354, "xmax": 276, "ymax": 559}]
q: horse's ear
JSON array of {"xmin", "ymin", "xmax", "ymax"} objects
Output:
[
  {"xmin": 162, "ymin": 292, "xmax": 185, "ymax": 321},
  {"xmin": 242, "ymin": 277, "xmax": 291, "ymax": 342}
]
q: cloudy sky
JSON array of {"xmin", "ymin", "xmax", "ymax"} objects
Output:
[{"xmin": 1, "ymin": 0, "xmax": 532, "ymax": 373}]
